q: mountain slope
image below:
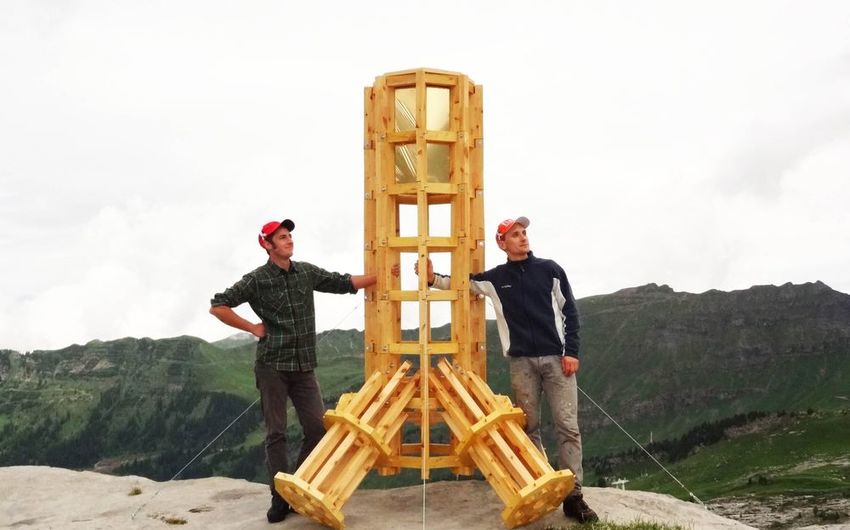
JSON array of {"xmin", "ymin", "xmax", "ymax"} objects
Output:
[
  {"xmin": 575, "ymin": 281, "xmax": 850, "ymax": 454},
  {"xmin": 1, "ymin": 281, "xmax": 848, "ymax": 492}
]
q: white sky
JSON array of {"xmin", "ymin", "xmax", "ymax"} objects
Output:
[{"xmin": 2, "ymin": 1, "xmax": 849, "ymax": 352}]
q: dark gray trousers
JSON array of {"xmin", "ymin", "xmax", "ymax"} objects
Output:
[{"xmin": 254, "ymin": 362, "xmax": 326, "ymax": 497}]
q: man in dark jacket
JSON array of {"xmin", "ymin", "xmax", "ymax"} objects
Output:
[{"xmin": 419, "ymin": 216, "xmax": 597, "ymax": 523}]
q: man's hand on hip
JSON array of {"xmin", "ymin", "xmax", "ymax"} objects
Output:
[{"xmin": 251, "ymin": 323, "xmax": 267, "ymax": 339}]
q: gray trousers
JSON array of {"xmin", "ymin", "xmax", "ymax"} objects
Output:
[
  {"xmin": 509, "ymin": 355, "xmax": 584, "ymax": 496},
  {"xmin": 254, "ymin": 362, "xmax": 326, "ymax": 497}
]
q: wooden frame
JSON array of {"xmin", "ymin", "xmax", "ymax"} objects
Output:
[{"xmin": 274, "ymin": 68, "xmax": 573, "ymax": 530}]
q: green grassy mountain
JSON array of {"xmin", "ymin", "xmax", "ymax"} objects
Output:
[
  {"xmin": 575, "ymin": 281, "xmax": 850, "ymax": 456},
  {"xmin": 1, "ymin": 281, "xmax": 848, "ymax": 497},
  {"xmin": 626, "ymin": 408, "xmax": 850, "ymax": 500}
]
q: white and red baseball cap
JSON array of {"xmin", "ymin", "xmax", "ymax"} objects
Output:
[
  {"xmin": 495, "ymin": 216, "xmax": 530, "ymax": 243},
  {"xmin": 258, "ymin": 219, "xmax": 295, "ymax": 247}
]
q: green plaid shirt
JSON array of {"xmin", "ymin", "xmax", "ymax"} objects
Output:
[{"xmin": 211, "ymin": 259, "xmax": 357, "ymax": 371}]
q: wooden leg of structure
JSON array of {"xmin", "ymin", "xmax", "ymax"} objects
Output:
[
  {"xmin": 431, "ymin": 359, "xmax": 575, "ymax": 529},
  {"xmin": 274, "ymin": 361, "xmax": 417, "ymax": 530}
]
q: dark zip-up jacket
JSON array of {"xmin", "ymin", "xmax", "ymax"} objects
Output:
[{"xmin": 432, "ymin": 251, "xmax": 580, "ymax": 358}]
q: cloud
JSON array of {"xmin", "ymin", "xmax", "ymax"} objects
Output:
[
  {"xmin": 3, "ymin": 1, "xmax": 850, "ymax": 351},
  {"xmin": 714, "ymin": 62, "xmax": 850, "ymax": 199}
]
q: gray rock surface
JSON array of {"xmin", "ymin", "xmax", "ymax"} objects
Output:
[{"xmin": 0, "ymin": 466, "xmax": 756, "ymax": 529}]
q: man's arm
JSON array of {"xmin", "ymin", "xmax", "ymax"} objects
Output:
[
  {"xmin": 555, "ymin": 263, "xmax": 581, "ymax": 376},
  {"xmin": 209, "ymin": 305, "xmax": 266, "ymax": 338},
  {"xmin": 350, "ymin": 274, "xmax": 377, "ymax": 290},
  {"xmin": 412, "ymin": 259, "xmax": 485, "ymax": 293}
]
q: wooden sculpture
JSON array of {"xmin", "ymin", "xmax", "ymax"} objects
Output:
[{"xmin": 275, "ymin": 68, "xmax": 574, "ymax": 529}]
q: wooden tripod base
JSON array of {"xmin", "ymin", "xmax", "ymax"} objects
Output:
[
  {"xmin": 275, "ymin": 359, "xmax": 574, "ymax": 529},
  {"xmin": 275, "ymin": 473, "xmax": 346, "ymax": 529},
  {"xmin": 275, "ymin": 361, "xmax": 417, "ymax": 530},
  {"xmin": 501, "ymin": 470, "xmax": 575, "ymax": 528},
  {"xmin": 433, "ymin": 359, "xmax": 575, "ymax": 528}
]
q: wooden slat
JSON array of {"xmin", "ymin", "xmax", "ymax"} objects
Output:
[
  {"xmin": 423, "ymin": 130, "xmax": 457, "ymax": 143},
  {"xmin": 386, "ymin": 131, "xmax": 416, "ymax": 143},
  {"xmin": 373, "ymin": 72, "xmax": 398, "ymax": 381},
  {"xmin": 295, "ymin": 423, "xmax": 346, "ymax": 482},
  {"xmin": 387, "ymin": 181, "xmax": 418, "ymax": 196},
  {"xmin": 455, "ymin": 408, "xmax": 525, "ymax": 456},
  {"xmin": 364, "ymin": 85, "xmax": 379, "ymax": 377},
  {"xmin": 436, "ymin": 360, "xmax": 485, "ymax": 418},
  {"xmin": 486, "ymin": 430, "xmax": 536, "ymax": 486},
  {"xmin": 390, "ymin": 455, "xmax": 462, "ymax": 469},
  {"xmin": 374, "ymin": 376, "xmax": 418, "ymax": 433},
  {"xmin": 406, "ymin": 396, "xmax": 447, "ymax": 410},
  {"xmin": 413, "ymin": 67, "xmax": 433, "ymax": 480},
  {"xmin": 468, "ymin": 443, "xmax": 518, "ymax": 504},
  {"xmin": 388, "ymin": 182, "xmax": 456, "ymax": 197},
  {"xmin": 461, "ymin": 367, "xmax": 499, "ymax": 411},
  {"xmin": 326, "ymin": 446, "xmax": 381, "ymax": 508},
  {"xmin": 502, "ymin": 421, "xmax": 550, "ymax": 473},
  {"xmin": 358, "ymin": 361, "xmax": 412, "ymax": 424},
  {"xmin": 423, "ymin": 72, "xmax": 458, "ymax": 87},
  {"xmin": 422, "ymin": 182, "xmax": 454, "ymax": 195},
  {"xmin": 335, "ymin": 370, "xmax": 384, "ymax": 418},
  {"xmin": 387, "ymin": 341, "xmax": 458, "ymax": 355},
  {"xmin": 386, "ymin": 289, "xmax": 458, "ymax": 302},
  {"xmin": 385, "ymin": 72, "xmax": 416, "ymax": 87},
  {"xmin": 323, "ymin": 411, "xmax": 392, "ymax": 457},
  {"xmin": 311, "ymin": 431, "xmax": 360, "ymax": 491},
  {"xmin": 387, "ymin": 236, "xmax": 457, "ymax": 251},
  {"xmin": 430, "ymin": 372, "xmax": 473, "ymax": 433},
  {"xmin": 468, "ymin": 82, "xmax": 486, "ymax": 378}
]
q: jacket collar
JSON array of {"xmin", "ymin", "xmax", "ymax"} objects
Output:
[{"xmin": 506, "ymin": 251, "xmax": 534, "ymax": 266}]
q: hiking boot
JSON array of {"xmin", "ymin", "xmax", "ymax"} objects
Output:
[
  {"xmin": 563, "ymin": 493, "xmax": 598, "ymax": 524},
  {"xmin": 267, "ymin": 494, "xmax": 290, "ymax": 523}
]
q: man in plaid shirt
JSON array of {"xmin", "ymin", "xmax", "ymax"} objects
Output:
[{"xmin": 210, "ymin": 218, "xmax": 375, "ymax": 523}]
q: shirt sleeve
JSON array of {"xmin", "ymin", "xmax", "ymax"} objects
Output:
[
  {"xmin": 432, "ymin": 271, "xmax": 492, "ymax": 297},
  {"xmin": 431, "ymin": 273, "xmax": 451, "ymax": 290},
  {"xmin": 308, "ymin": 264, "xmax": 358, "ymax": 294},
  {"xmin": 210, "ymin": 274, "xmax": 255, "ymax": 308},
  {"xmin": 556, "ymin": 264, "xmax": 581, "ymax": 357}
]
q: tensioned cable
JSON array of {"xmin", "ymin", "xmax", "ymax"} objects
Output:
[
  {"xmin": 131, "ymin": 300, "xmax": 364, "ymax": 520},
  {"xmin": 576, "ymin": 385, "xmax": 705, "ymax": 506},
  {"xmin": 131, "ymin": 397, "xmax": 260, "ymax": 519},
  {"xmin": 478, "ymin": 296, "xmax": 704, "ymax": 506}
]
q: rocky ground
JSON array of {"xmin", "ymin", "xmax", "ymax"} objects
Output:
[
  {"xmin": 5, "ymin": 466, "xmax": 849, "ymax": 529},
  {"xmin": 710, "ymin": 495, "xmax": 850, "ymax": 529},
  {"xmin": 1, "ymin": 466, "xmax": 753, "ymax": 529}
]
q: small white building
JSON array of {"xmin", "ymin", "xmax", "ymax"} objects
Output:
[{"xmin": 611, "ymin": 478, "xmax": 629, "ymax": 490}]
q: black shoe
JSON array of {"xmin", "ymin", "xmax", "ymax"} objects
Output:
[
  {"xmin": 563, "ymin": 493, "xmax": 598, "ymax": 524},
  {"xmin": 267, "ymin": 494, "xmax": 290, "ymax": 523}
]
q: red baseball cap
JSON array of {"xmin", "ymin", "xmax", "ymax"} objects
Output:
[
  {"xmin": 258, "ymin": 219, "xmax": 295, "ymax": 247},
  {"xmin": 495, "ymin": 216, "xmax": 530, "ymax": 242}
]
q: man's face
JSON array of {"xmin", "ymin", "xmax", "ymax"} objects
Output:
[
  {"xmin": 264, "ymin": 228, "xmax": 294, "ymax": 260},
  {"xmin": 498, "ymin": 223, "xmax": 529, "ymax": 260}
]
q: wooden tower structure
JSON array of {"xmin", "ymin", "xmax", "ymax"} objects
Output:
[{"xmin": 274, "ymin": 68, "xmax": 574, "ymax": 529}]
